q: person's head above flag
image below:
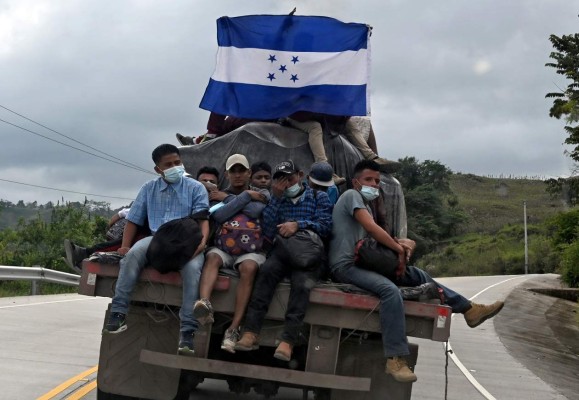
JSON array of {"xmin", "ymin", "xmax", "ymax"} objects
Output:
[{"xmin": 200, "ymin": 14, "xmax": 371, "ymax": 120}]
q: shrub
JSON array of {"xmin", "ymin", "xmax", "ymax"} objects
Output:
[{"xmin": 560, "ymin": 242, "xmax": 579, "ymax": 288}]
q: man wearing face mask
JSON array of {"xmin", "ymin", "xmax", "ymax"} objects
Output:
[
  {"xmin": 104, "ymin": 144, "xmax": 210, "ymax": 356},
  {"xmin": 329, "ymin": 160, "xmax": 504, "ymax": 383},
  {"xmin": 235, "ymin": 160, "xmax": 333, "ymax": 362}
]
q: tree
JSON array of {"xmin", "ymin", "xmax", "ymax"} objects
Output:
[
  {"xmin": 395, "ymin": 157, "xmax": 467, "ymax": 258},
  {"xmin": 545, "ymin": 32, "xmax": 579, "ymax": 161},
  {"xmin": 0, "ymin": 204, "xmax": 107, "ymax": 272}
]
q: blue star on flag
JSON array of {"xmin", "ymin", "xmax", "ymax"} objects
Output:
[
  {"xmin": 290, "ymin": 74, "xmax": 298, "ymax": 82},
  {"xmin": 267, "ymin": 73, "xmax": 276, "ymax": 81},
  {"xmin": 291, "ymin": 56, "xmax": 299, "ymax": 64},
  {"xmin": 268, "ymin": 54, "xmax": 277, "ymax": 63},
  {"xmin": 279, "ymin": 65, "xmax": 287, "ymax": 73}
]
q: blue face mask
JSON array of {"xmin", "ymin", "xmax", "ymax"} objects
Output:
[
  {"xmin": 360, "ymin": 185, "xmax": 380, "ymax": 201},
  {"xmin": 163, "ymin": 165, "xmax": 185, "ymax": 183},
  {"xmin": 284, "ymin": 182, "xmax": 302, "ymax": 198}
]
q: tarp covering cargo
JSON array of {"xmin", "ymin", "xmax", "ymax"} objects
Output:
[{"xmin": 179, "ymin": 122, "xmax": 407, "ymax": 237}]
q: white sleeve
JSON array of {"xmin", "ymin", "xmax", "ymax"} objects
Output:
[{"xmin": 118, "ymin": 208, "xmax": 130, "ymax": 218}]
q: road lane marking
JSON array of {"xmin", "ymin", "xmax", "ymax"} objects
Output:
[
  {"xmin": 65, "ymin": 380, "xmax": 97, "ymax": 400},
  {"xmin": 0, "ymin": 297, "xmax": 102, "ymax": 309},
  {"xmin": 445, "ymin": 275, "xmax": 528, "ymax": 400},
  {"xmin": 37, "ymin": 365, "xmax": 98, "ymax": 400}
]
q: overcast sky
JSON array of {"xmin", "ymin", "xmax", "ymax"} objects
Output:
[{"xmin": 1, "ymin": 0, "xmax": 577, "ymax": 208}]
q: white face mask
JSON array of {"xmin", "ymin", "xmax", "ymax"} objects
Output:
[
  {"xmin": 284, "ymin": 182, "xmax": 302, "ymax": 198},
  {"xmin": 355, "ymin": 179, "xmax": 380, "ymax": 201},
  {"xmin": 163, "ymin": 165, "xmax": 185, "ymax": 183}
]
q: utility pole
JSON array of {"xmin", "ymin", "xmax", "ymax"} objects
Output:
[{"xmin": 523, "ymin": 200, "xmax": 528, "ymax": 274}]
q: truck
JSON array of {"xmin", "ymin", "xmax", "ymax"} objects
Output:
[{"xmin": 77, "ymin": 123, "xmax": 452, "ymax": 399}]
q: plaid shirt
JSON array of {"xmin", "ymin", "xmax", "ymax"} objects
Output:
[
  {"xmin": 262, "ymin": 186, "xmax": 333, "ymax": 240},
  {"xmin": 127, "ymin": 176, "xmax": 209, "ymax": 233}
]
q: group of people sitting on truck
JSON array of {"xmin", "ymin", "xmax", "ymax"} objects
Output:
[{"xmin": 78, "ymin": 142, "xmax": 504, "ymax": 384}]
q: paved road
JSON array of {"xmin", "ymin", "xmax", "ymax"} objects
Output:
[{"xmin": 0, "ymin": 274, "xmax": 572, "ymax": 399}]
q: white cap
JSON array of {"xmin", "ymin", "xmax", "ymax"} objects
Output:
[{"xmin": 225, "ymin": 154, "xmax": 250, "ymax": 171}]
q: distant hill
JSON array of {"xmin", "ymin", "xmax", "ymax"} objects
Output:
[
  {"xmin": 0, "ymin": 200, "xmax": 121, "ymax": 230},
  {"xmin": 417, "ymin": 173, "xmax": 568, "ymax": 277},
  {"xmin": 450, "ymin": 173, "xmax": 567, "ymax": 234}
]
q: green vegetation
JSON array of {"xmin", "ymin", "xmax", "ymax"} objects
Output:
[
  {"xmin": 413, "ymin": 173, "xmax": 570, "ymax": 283},
  {"xmin": 396, "ymin": 157, "xmax": 467, "ymax": 259},
  {"xmin": 0, "ymin": 202, "xmax": 109, "ymax": 296},
  {"xmin": 545, "ymin": 32, "xmax": 579, "ymax": 162}
]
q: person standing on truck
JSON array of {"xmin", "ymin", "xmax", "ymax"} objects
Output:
[
  {"xmin": 193, "ymin": 154, "xmax": 270, "ymax": 353},
  {"xmin": 103, "ymin": 144, "xmax": 210, "ymax": 357},
  {"xmin": 329, "ymin": 159, "xmax": 505, "ymax": 383},
  {"xmin": 235, "ymin": 160, "xmax": 333, "ymax": 361}
]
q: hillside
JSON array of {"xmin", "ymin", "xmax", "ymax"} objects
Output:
[
  {"xmin": 417, "ymin": 173, "xmax": 568, "ymax": 277},
  {"xmin": 450, "ymin": 173, "xmax": 567, "ymax": 234},
  {"xmin": 0, "ymin": 200, "xmax": 121, "ymax": 230}
]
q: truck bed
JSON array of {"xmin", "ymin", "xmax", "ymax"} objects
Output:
[{"xmin": 79, "ymin": 261, "xmax": 451, "ymax": 400}]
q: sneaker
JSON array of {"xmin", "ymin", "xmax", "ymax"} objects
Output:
[
  {"xmin": 373, "ymin": 157, "xmax": 402, "ymax": 174},
  {"xmin": 63, "ymin": 239, "xmax": 88, "ymax": 274},
  {"xmin": 234, "ymin": 332, "xmax": 260, "ymax": 351},
  {"xmin": 193, "ymin": 298, "xmax": 214, "ymax": 326},
  {"xmin": 273, "ymin": 341, "xmax": 293, "ymax": 362},
  {"xmin": 176, "ymin": 133, "xmax": 195, "ymax": 146},
  {"xmin": 385, "ymin": 357, "xmax": 417, "ymax": 383},
  {"xmin": 464, "ymin": 301, "xmax": 504, "ymax": 328},
  {"xmin": 221, "ymin": 328, "xmax": 240, "ymax": 354},
  {"xmin": 178, "ymin": 331, "xmax": 195, "ymax": 356},
  {"xmin": 103, "ymin": 312, "xmax": 127, "ymax": 334}
]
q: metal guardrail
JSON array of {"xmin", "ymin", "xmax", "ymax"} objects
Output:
[{"xmin": 0, "ymin": 265, "xmax": 79, "ymax": 295}]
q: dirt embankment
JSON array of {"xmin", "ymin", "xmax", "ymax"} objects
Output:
[{"xmin": 494, "ymin": 274, "xmax": 579, "ymax": 400}]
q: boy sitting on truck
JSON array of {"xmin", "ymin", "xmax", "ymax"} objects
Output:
[
  {"xmin": 329, "ymin": 159, "xmax": 504, "ymax": 383},
  {"xmin": 104, "ymin": 144, "xmax": 210, "ymax": 356},
  {"xmin": 193, "ymin": 154, "xmax": 270, "ymax": 353},
  {"xmin": 235, "ymin": 160, "xmax": 333, "ymax": 361}
]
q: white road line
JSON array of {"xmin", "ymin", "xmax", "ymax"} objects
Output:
[
  {"xmin": 0, "ymin": 297, "xmax": 103, "ymax": 309},
  {"xmin": 445, "ymin": 275, "xmax": 528, "ymax": 400}
]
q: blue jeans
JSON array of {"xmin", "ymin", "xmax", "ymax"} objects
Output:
[
  {"xmin": 111, "ymin": 236, "xmax": 204, "ymax": 333},
  {"xmin": 332, "ymin": 264, "xmax": 470, "ymax": 357}
]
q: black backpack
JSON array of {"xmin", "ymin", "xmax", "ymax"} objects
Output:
[{"xmin": 146, "ymin": 216, "xmax": 203, "ymax": 274}]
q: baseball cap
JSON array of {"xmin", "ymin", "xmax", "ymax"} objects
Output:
[
  {"xmin": 225, "ymin": 154, "xmax": 250, "ymax": 171},
  {"xmin": 273, "ymin": 160, "xmax": 299, "ymax": 179},
  {"xmin": 308, "ymin": 162, "xmax": 334, "ymax": 187}
]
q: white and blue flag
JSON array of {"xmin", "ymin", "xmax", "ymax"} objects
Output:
[{"xmin": 199, "ymin": 15, "xmax": 371, "ymax": 119}]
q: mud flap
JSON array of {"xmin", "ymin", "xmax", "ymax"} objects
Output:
[{"xmin": 97, "ymin": 304, "xmax": 181, "ymax": 400}]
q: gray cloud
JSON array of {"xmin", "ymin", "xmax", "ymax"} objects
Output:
[{"xmin": 0, "ymin": 0, "xmax": 576, "ymax": 207}]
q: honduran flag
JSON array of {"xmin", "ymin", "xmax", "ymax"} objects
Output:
[{"xmin": 199, "ymin": 15, "xmax": 371, "ymax": 119}]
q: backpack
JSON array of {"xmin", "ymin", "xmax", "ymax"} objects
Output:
[
  {"xmin": 215, "ymin": 213, "xmax": 263, "ymax": 256},
  {"xmin": 146, "ymin": 216, "xmax": 203, "ymax": 274},
  {"xmin": 106, "ymin": 218, "xmax": 127, "ymax": 241}
]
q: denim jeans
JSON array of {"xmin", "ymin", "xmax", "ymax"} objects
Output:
[
  {"xmin": 110, "ymin": 236, "xmax": 204, "ymax": 333},
  {"xmin": 332, "ymin": 264, "xmax": 470, "ymax": 357},
  {"xmin": 243, "ymin": 250, "xmax": 320, "ymax": 345}
]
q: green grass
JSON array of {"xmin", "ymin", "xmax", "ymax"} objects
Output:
[
  {"xmin": 417, "ymin": 174, "xmax": 567, "ymax": 277},
  {"xmin": 0, "ymin": 281, "xmax": 77, "ymax": 297},
  {"xmin": 450, "ymin": 173, "xmax": 566, "ymax": 234}
]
